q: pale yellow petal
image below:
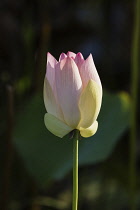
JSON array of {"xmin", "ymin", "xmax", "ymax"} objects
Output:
[
  {"xmin": 78, "ymin": 80, "xmax": 102, "ymax": 129},
  {"xmin": 43, "ymin": 77, "xmax": 64, "ymax": 121},
  {"xmin": 44, "ymin": 113, "xmax": 73, "ymax": 138},
  {"xmin": 79, "ymin": 121, "xmax": 98, "ymax": 138}
]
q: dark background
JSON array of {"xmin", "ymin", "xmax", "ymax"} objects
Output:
[{"xmin": 0, "ymin": 0, "xmax": 139, "ymax": 209}]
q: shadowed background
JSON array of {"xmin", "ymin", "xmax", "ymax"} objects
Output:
[{"xmin": 0, "ymin": 0, "xmax": 139, "ymax": 209}]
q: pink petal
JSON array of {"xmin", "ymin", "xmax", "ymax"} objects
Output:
[
  {"xmin": 59, "ymin": 53, "xmax": 67, "ymax": 61},
  {"xmin": 67, "ymin": 51, "xmax": 76, "ymax": 59},
  {"xmin": 79, "ymin": 54, "xmax": 102, "ymax": 90},
  {"xmin": 74, "ymin": 52, "xmax": 84, "ymax": 69},
  {"xmin": 55, "ymin": 57, "xmax": 82, "ymax": 128},
  {"xmin": 46, "ymin": 52, "xmax": 58, "ymax": 92}
]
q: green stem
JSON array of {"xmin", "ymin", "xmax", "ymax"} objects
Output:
[
  {"xmin": 72, "ymin": 130, "xmax": 79, "ymax": 210},
  {"xmin": 130, "ymin": 0, "xmax": 140, "ymax": 209}
]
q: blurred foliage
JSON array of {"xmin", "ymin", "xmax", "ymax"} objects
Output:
[
  {"xmin": 14, "ymin": 91, "xmax": 130, "ymax": 186},
  {"xmin": 0, "ymin": 0, "xmax": 140, "ymax": 209}
]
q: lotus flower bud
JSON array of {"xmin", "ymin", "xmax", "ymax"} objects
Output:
[{"xmin": 44, "ymin": 52, "xmax": 102, "ymax": 138}]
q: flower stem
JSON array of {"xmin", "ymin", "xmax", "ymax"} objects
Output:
[
  {"xmin": 130, "ymin": 0, "xmax": 140, "ymax": 209},
  {"xmin": 72, "ymin": 130, "xmax": 79, "ymax": 210}
]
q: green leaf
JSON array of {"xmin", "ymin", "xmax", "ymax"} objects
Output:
[
  {"xmin": 13, "ymin": 91, "xmax": 130, "ymax": 187},
  {"xmin": 79, "ymin": 91, "xmax": 130, "ymax": 164}
]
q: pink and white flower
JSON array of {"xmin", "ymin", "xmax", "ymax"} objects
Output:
[{"xmin": 44, "ymin": 51, "xmax": 102, "ymax": 138}]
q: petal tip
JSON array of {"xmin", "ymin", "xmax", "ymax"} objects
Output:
[
  {"xmin": 67, "ymin": 51, "xmax": 76, "ymax": 58},
  {"xmin": 47, "ymin": 52, "xmax": 58, "ymax": 64},
  {"xmin": 86, "ymin": 53, "xmax": 93, "ymax": 61},
  {"xmin": 77, "ymin": 52, "xmax": 83, "ymax": 57},
  {"xmin": 59, "ymin": 53, "xmax": 67, "ymax": 61},
  {"xmin": 47, "ymin": 52, "xmax": 53, "ymax": 59}
]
